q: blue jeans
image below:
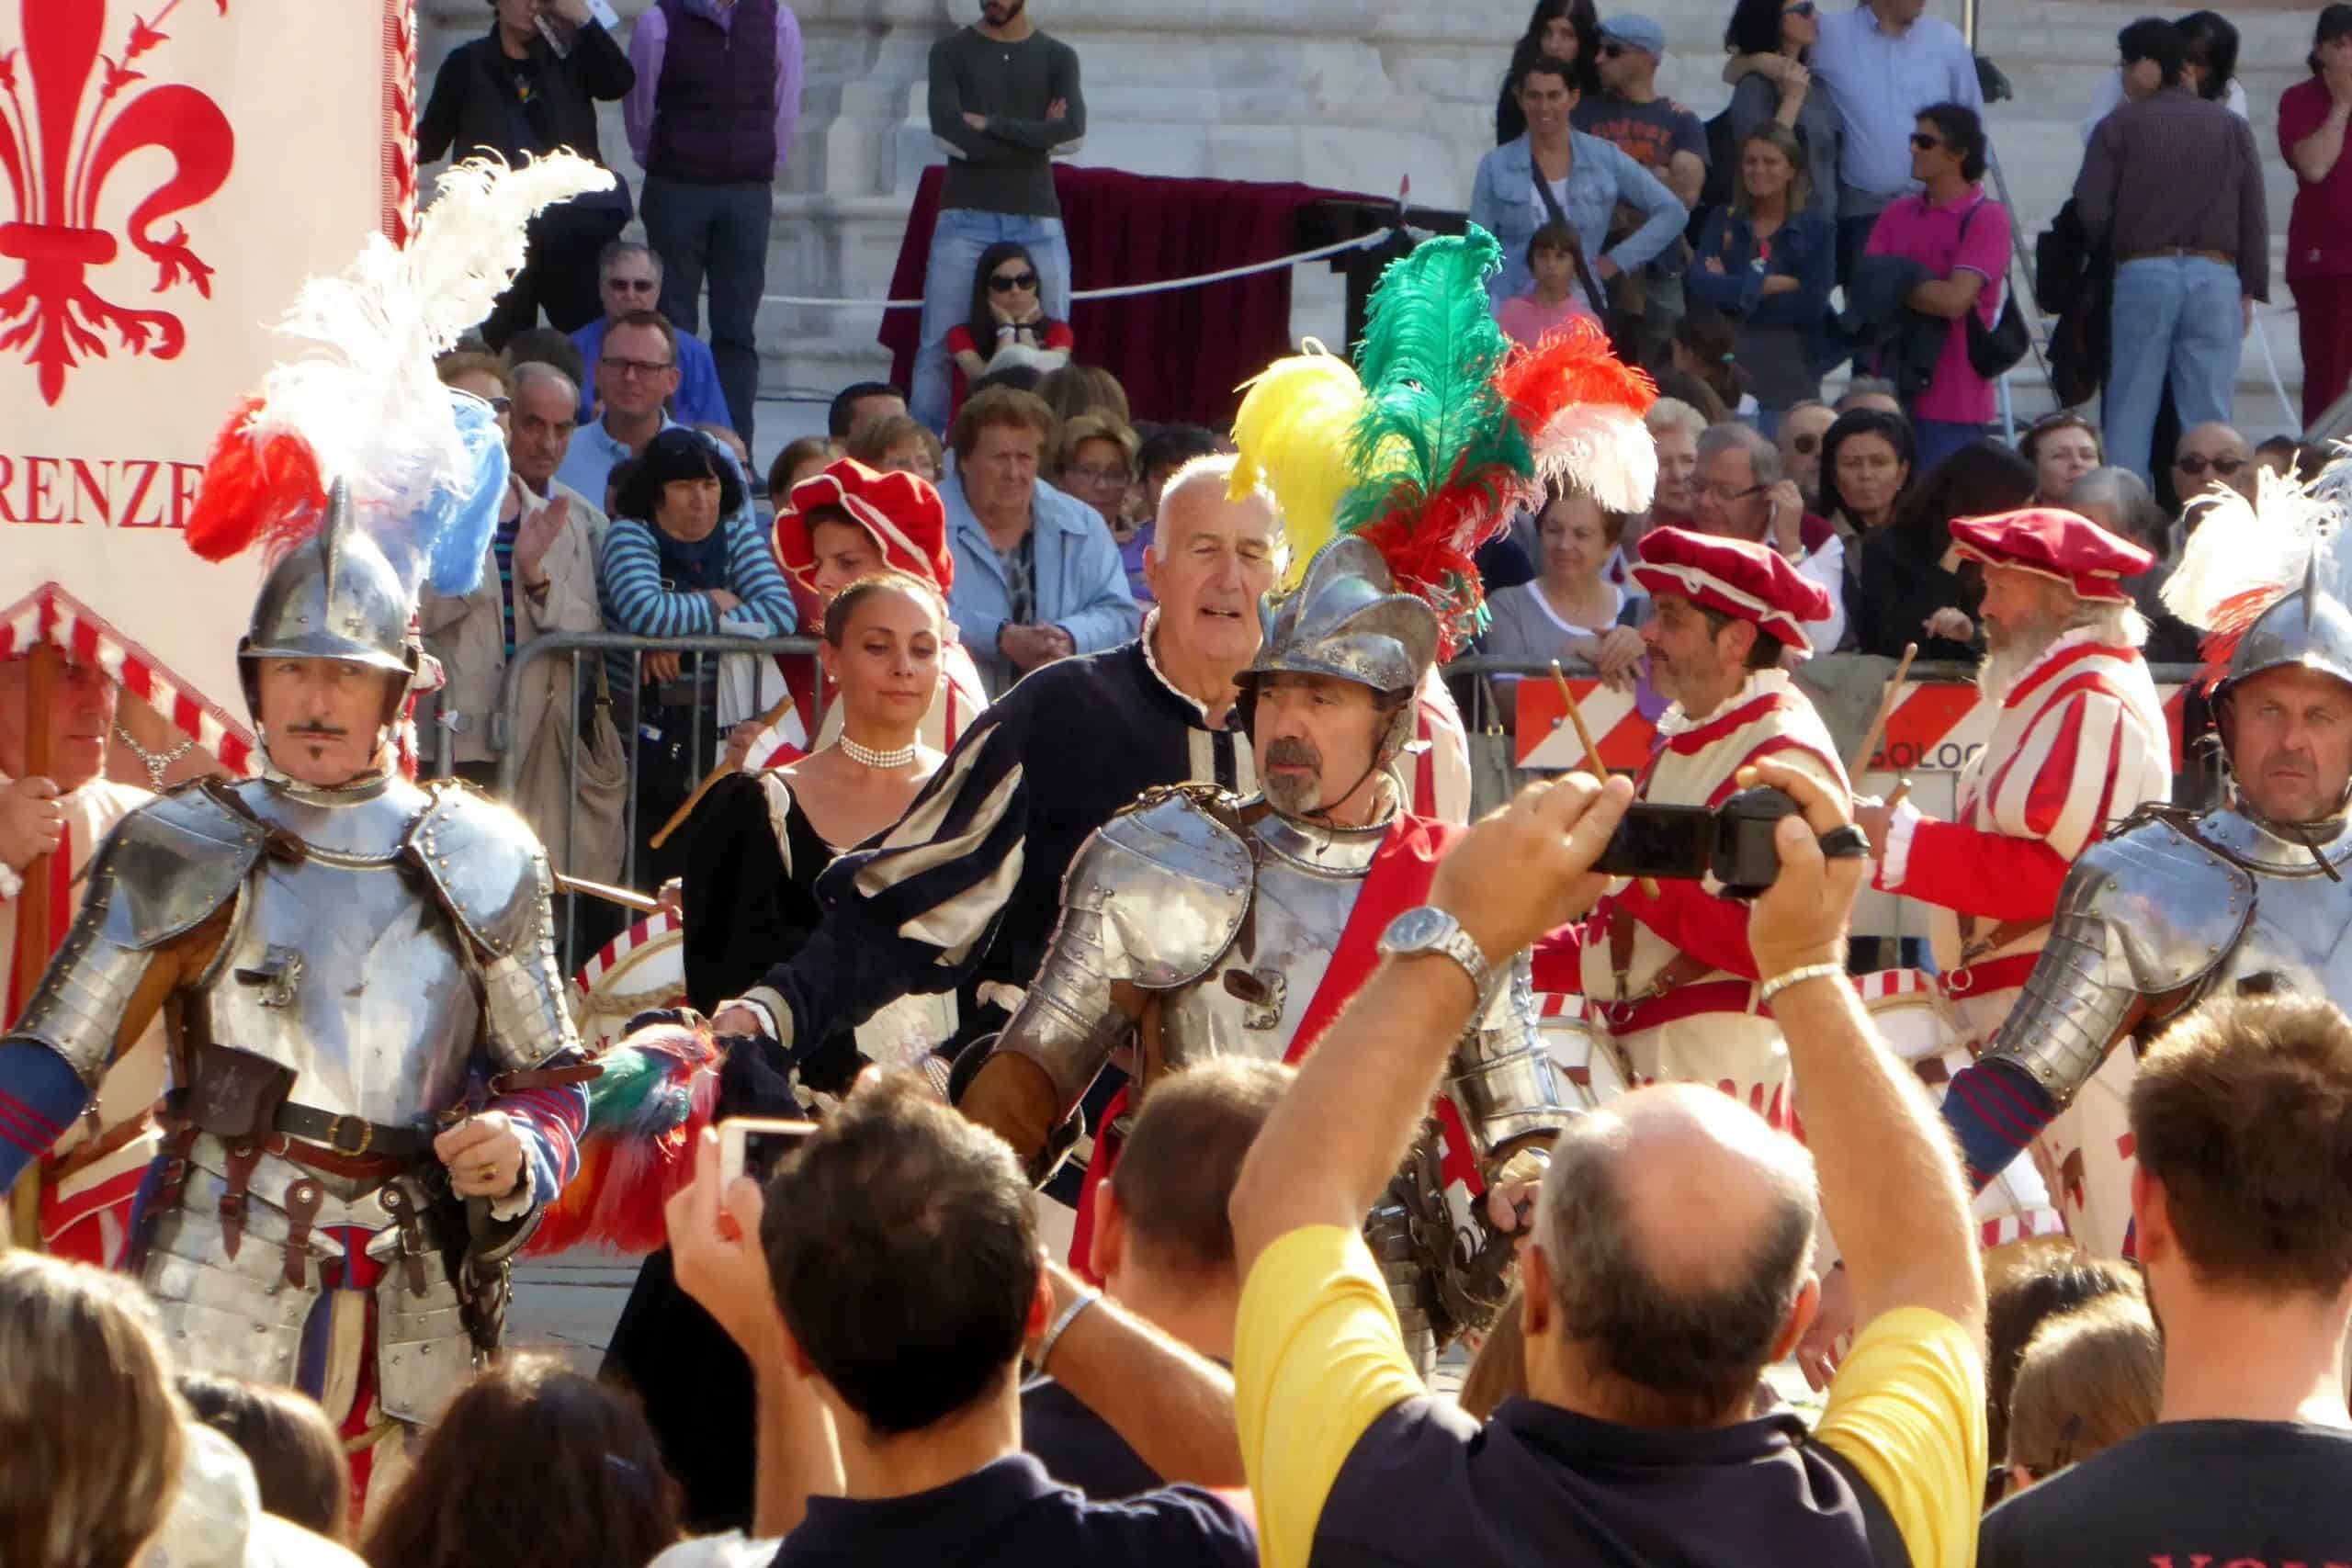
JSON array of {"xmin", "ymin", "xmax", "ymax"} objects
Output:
[
  {"xmin": 642, "ymin": 177, "xmax": 771, "ymax": 446},
  {"xmin": 912, "ymin": 209, "xmax": 1072, "ymax": 433},
  {"xmin": 2105, "ymin": 254, "xmax": 2243, "ymax": 483}
]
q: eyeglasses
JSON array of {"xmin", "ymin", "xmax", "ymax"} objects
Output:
[
  {"xmin": 488, "ymin": 396, "xmax": 513, "ymax": 416},
  {"xmin": 988, "ymin": 272, "xmax": 1040, "ymax": 292},
  {"xmin": 1909, "ymin": 132, "xmax": 1947, "ymax": 152},
  {"xmin": 605, "ymin": 277, "xmax": 659, "ymax": 295},
  {"xmin": 2176, "ymin": 452, "xmax": 2245, "ymax": 477},
  {"xmin": 1598, "ymin": 41, "xmax": 1630, "ymax": 57},
  {"xmin": 1787, "ymin": 433, "xmax": 1820, "ymax": 455},
  {"xmin": 600, "ymin": 355, "xmax": 676, "ymax": 378},
  {"xmin": 1066, "ymin": 465, "xmax": 1130, "ymax": 489},
  {"xmin": 1697, "ymin": 479, "xmax": 1768, "ymax": 502}
]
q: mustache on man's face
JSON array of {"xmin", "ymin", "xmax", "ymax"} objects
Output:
[
  {"xmin": 1265, "ymin": 737, "xmax": 1322, "ymax": 772},
  {"xmin": 283, "ymin": 723, "xmax": 350, "ymax": 740}
]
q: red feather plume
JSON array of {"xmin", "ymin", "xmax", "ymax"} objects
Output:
[
  {"xmin": 183, "ymin": 397, "xmax": 329, "ymax": 564},
  {"xmin": 1352, "ymin": 464, "xmax": 1525, "ymax": 662},
  {"xmin": 2191, "ymin": 585, "xmax": 2291, "ymax": 694},
  {"xmin": 1493, "ymin": 315, "xmax": 1657, "ymax": 429}
]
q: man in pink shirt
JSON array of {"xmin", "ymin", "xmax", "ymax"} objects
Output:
[{"xmin": 1864, "ymin": 102, "xmax": 2009, "ymax": 470}]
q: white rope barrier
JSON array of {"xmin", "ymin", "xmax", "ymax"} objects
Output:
[{"xmin": 757, "ymin": 226, "xmax": 1398, "ymax": 311}]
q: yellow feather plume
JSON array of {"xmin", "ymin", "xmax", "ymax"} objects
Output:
[{"xmin": 1228, "ymin": 342, "xmax": 1369, "ymax": 586}]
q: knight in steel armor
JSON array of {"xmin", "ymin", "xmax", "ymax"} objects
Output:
[
  {"xmin": 956, "ymin": 538, "xmax": 1572, "ymax": 1366},
  {"xmin": 0, "ymin": 481, "xmax": 593, "ymax": 1503},
  {"xmin": 1939, "ymin": 457, "xmax": 2352, "ymax": 1224}
]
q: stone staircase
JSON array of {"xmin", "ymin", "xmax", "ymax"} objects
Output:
[{"xmin": 418, "ymin": 0, "xmax": 2314, "ymax": 431}]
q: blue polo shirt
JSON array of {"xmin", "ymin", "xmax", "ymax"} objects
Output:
[
  {"xmin": 572, "ymin": 315, "xmax": 734, "ymax": 430},
  {"xmin": 1809, "ymin": 6, "xmax": 1983, "ymax": 210},
  {"xmin": 767, "ymin": 1453, "xmax": 1254, "ymax": 1568}
]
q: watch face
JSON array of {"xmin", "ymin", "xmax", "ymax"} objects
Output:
[{"xmin": 1385, "ymin": 907, "xmax": 1451, "ymax": 953}]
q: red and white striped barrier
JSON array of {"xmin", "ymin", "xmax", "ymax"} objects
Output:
[{"xmin": 0, "ymin": 582, "xmax": 255, "ymax": 777}]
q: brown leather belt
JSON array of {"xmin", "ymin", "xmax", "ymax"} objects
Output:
[
  {"xmin": 2119, "ymin": 247, "xmax": 2232, "ymax": 266},
  {"xmin": 1606, "ymin": 908, "xmax": 1713, "ymax": 1005},
  {"xmin": 164, "ymin": 1090, "xmax": 435, "ymax": 1162}
]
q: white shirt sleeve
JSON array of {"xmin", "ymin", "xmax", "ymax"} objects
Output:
[{"xmin": 2079, "ymin": 70, "xmax": 2124, "ymax": 144}]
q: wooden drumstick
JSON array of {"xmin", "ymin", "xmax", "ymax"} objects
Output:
[
  {"xmin": 555, "ymin": 872, "xmax": 662, "ymax": 915},
  {"xmin": 648, "ymin": 686, "xmax": 801, "ymax": 851},
  {"xmin": 1846, "ymin": 641, "xmax": 1919, "ymax": 778},
  {"xmin": 1552, "ymin": 661, "xmax": 1660, "ymax": 899},
  {"xmin": 1884, "ymin": 779, "xmax": 1913, "ymax": 812}
]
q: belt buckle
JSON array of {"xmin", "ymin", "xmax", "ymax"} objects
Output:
[
  {"xmin": 1945, "ymin": 965, "xmax": 1975, "ymax": 998},
  {"xmin": 322, "ymin": 1114, "xmax": 374, "ymax": 1156}
]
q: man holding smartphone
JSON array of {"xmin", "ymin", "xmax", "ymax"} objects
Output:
[{"xmin": 1535, "ymin": 526, "xmax": 1849, "ymax": 1124}]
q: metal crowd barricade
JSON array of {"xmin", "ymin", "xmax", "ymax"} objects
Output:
[{"xmin": 487, "ymin": 631, "xmax": 824, "ymax": 975}]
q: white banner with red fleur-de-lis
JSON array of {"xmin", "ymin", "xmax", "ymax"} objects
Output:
[{"xmin": 0, "ymin": 0, "xmax": 418, "ymax": 768}]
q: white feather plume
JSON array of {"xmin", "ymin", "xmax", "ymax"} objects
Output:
[
  {"xmin": 1526, "ymin": 404, "xmax": 1657, "ymax": 516},
  {"xmin": 244, "ymin": 152, "xmax": 615, "ymax": 528},
  {"xmin": 2164, "ymin": 449, "xmax": 2350, "ymax": 629}
]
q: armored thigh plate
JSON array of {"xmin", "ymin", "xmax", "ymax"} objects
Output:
[
  {"xmin": 375, "ymin": 1243, "xmax": 476, "ymax": 1426},
  {"xmin": 143, "ymin": 1168, "xmax": 322, "ymax": 1388}
]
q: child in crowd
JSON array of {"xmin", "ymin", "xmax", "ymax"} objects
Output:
[{"xmin": 1495, "ymin": 223, "xmax": 1603, "ymax": 347}]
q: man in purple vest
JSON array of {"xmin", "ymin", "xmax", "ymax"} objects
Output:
[
  {"xmin": 625, "ymin": 0, "xmax": 804, "ymax": 448},
  {"xmin": 913, "ymin": 0, "xmax": 1087, "ymax": 433}
]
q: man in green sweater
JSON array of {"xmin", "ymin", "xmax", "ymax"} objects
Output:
[{"xmin": 914, "ymin": 0, "xmax": 1087, "ymax": 431}]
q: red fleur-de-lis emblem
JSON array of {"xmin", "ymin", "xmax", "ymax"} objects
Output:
[{"xmin": 0, "ymin": 0, "xmax": 235, "ymax": 406}]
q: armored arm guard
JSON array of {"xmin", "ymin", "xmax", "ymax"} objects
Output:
[
  {"xmin": 409, "ymin": 784, "xmax": 582, "ymax": 1075},
  {"xmin": 967, "ymin": 790, "xmax": 1253, "ymax": 1170},
  {"xmin": 1981, "ymin": 822, "xmax": 2251, "ymax": 1102},
  {"xmin": 1443, "ymin": 953, "xmax": 1570, "ymax": 1160},
  {"xmin": 5, "ymin": 788, "xmax": 259, "ymax": 1087}
]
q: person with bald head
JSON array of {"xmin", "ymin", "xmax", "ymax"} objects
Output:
[
  {"xmin": 2169, "ymin": 420, "xmax": 2257, "ymax": 520},
  {"xmin": 1230, "ymin": 760, "xmax": 1987, "ymax": 1568}
]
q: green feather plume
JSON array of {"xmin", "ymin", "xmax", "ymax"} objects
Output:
[{"xmin": 1338, "ymin": 227, "xmax": 1530, "ymax": 536}]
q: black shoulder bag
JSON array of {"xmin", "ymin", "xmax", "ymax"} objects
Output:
[{"xmin": 1956, "ymin": 198, "xmax": 2030, "ymax": 379}]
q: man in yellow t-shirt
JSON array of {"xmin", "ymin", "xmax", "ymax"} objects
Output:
[{"xmin": 1227, "ymin": 761, "xmax": 1989, "ymax": 1568}]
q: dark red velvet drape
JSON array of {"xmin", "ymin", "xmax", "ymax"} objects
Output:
[{"xmin": 878, "ymin": 165, "xmax": 1372, "ymax": 429}]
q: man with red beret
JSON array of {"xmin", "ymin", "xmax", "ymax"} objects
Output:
[
  {"xmin": 1538, "ymin": 526, "xmax": 1849, "ymax": 1124},
  {"xmin": 1855, "ymin": 507, "xmax": 2171, "ymax": 1261}
]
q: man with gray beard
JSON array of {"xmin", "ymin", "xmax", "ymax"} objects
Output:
[{"xmin": 1853, "ymin": 508, "xmax": 2172, "ymax": 1263}]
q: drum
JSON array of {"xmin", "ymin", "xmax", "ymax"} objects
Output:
[
  {"xmin": 1535, "ymin": 992, "xmax": 1630, "ymax": 1111},
  {"xmin": 571, "ymin": 910, "xmax": 687, "ymax": 1052}
]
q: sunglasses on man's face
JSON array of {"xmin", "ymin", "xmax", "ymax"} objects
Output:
[
  {"xmin": 989, "ymin": 272, "xmax": 1040, "ymax": 292},
  {"xmin": 1788, "ymin": 433, "xmax": 1821, "ymax": 456},
  {"xmin": 2176, "ymin": 453, "xmax": 2245, "ymax": 478},
  {"xmin": 1909, "ymin": 132, "xmax": 1947, "ymax": 152}
]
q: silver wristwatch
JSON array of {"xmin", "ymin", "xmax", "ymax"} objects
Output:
[{"xmin": 1379, "ymin": 906, "xmax": 1495, "ymax": 999}]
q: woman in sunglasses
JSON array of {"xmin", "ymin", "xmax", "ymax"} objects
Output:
[
  {"xmin": 1719, "ymin": 0, "xmax": 1842, "ymax": 224},
  {"xmin": 946, "ymin": 242, "xmax": 1076, "ymax": 423}
]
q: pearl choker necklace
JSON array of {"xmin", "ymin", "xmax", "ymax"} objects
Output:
[{"xmin": 840, "ymin": 737, "xmax": 918, "ymax": 770}]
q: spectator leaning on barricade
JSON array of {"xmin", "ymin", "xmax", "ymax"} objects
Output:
[
  {"xmin": 1720, "ymin": 0, "xmax": 1843, "ymax": 226},
  {"xmin": 1471, "ymin": 56, "xmax": 1687, "ymax": 321},
  {"xmin": 601, "ymin": 426, "xmax": 796, "ymax": 888},
  {"xmin": 1575, "ymin": 13, "xmax": 1708, "ymax": 365},
  {"xmin": 1689, "ymin": 125, "xmax": 1838, "ymax": 430},
  {"xmin": 914, "ymin": 0, "xmax": 1086, "ymax": 434},
  {"xmin": 1979, "ymin": 994, "xmax": 2352, "ymax": 1565},
  {"xmin": 572, "ymin": 240, "xmax": 732, "ymax": 429},
  {"xmin": 944, "ymin": 386, "xmax": 1139, "ymax": 695},
  {"xmin": 420, "ymin": 359, "xmax": 610, "ymax": 881},
  {"xmin": 625, "ymin": 0, "xmax": 802, "ymax": 446},
  {"xmin": 1227, "ymin": 761, "xmax": 1987, "ymax": 1568},
  {"xmin": 2072, "ymin": 17, "xmax": 2268, "ymax": 487},
  {"xmin": 1791, "ymin": 0, "xmax": 1983, "ymax": 284},
  {"xmin": 1497, "ymin": 0, "xmax": 1601, "ymax": 143},
  {"xmin": 416, "ymin": 0, "xmax": 634, "ymax": 347},
  {"xmin": 1478, "ymin": 483, "xmax": 1645, "ymax": 693},
  {"xmin": 1858, "ymin": 102, "xmax": 2011, "ymax": 470},
  {"xmin": 2281, "ymin": 6, "xmax": 2352, "ymax": 428},
  {"xmin": 653, "ymin": 1078, "xmax": 1260, "ymax": 1568}
]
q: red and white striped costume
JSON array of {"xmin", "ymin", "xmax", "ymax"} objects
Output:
[
  {"xmin": 1874, "ymin": 628, "xmax": 2171, "ymax": 1255},
  {"xmin": 2, "ymin": 775, "xmax": 165, "ymax": 1268},
  {"xmin": 1536, "ymin": 668, "xmax": 1849, "ymax": 1123}
]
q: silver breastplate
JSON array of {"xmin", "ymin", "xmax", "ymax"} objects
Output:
[
  {"xmin": 2211, "ymin": 810, "xmax": 2352, "ymax": 1003},
  {"xmin": 187, "ymin": 777, "xmax": 481, "ymax": 1127},
  {"xmin": 1159, "ymin": 810, "xmax": 1387, "ymax": 1066}
]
